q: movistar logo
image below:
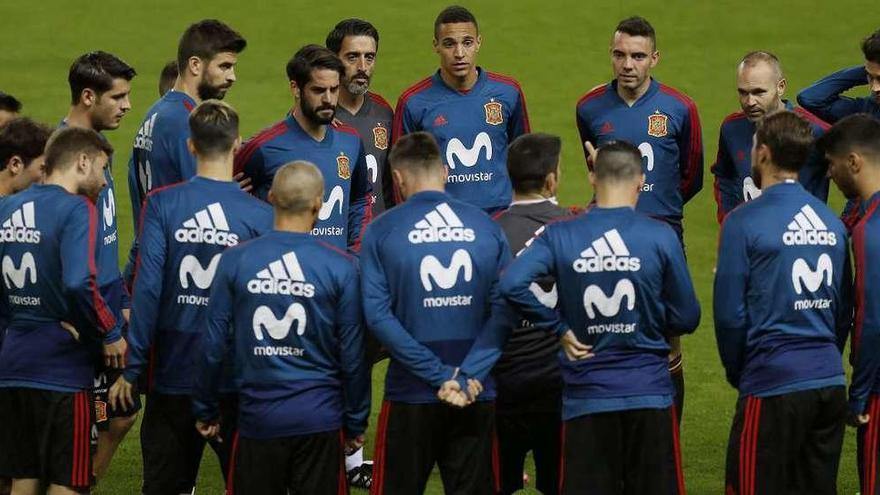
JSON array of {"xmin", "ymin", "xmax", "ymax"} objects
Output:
[
  {"xmin": 446, "ymin": 132, "xmax": 492, "ymax": 169},
  {"xmin": 583, "ymin": 279, "xmax": 636, "ymax": 319},
  {"xmin": 318, "ymin": 185, "xmax": 345, "ymax": 221},
  {"xmin": 2, "ymin": 252, "xmax": 37, "ymax": 289}
]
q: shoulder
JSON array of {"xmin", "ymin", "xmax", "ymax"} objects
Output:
[
  {"xmin": 576, "ymin": 83, "xmax": 610, "ymax": 110},
  {"xmin": 486, "ymin": 71, "xmax": 525, "ymax": 96},
  {"xmin": 720, "ymin": 111, "xmax": 748, "ymax": 131},
  {"xmin": 657, "ymin": 83, "xmax": 699, "ymax": 113},
  {"xmin": 331, "ymin": 121, "xmax": 362, "ymax": 141},
  {"xmin": 315, "ymin": 240, "xmax": 358, "ymax": 271},
  {"xmin": 146, "ymin": 181, "xmax": 188, "ymax": 202},
  {"xmin": 367, "ymin": 92, "xmax": 393, "ymax": 112},
  {"xmin": 242, "ymin": 119, "xmax": 289, "ymax": 148},
  {"xmin": 396, "ymin": 76, "xmax": 434, "ymax": 109},
  {"xmin": 793, "ymin": 106, "xmax": 831, "ymax": 132}
]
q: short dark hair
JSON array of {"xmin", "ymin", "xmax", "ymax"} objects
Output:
[
  {"xmin": 326, "ymin": 19, "xmax": 380, "ymax": 54},
  {"xmin": 0, "ymin": 118, "xmax": 52, "ymax": 171},
  {"xmin": 177, "ymin": 19, "xmax": 247, "ymax": 72},
  {"xmin": 44, "ymin": 127, "xmax": 113, "ymax": 176},
  {"xmin": 188, "ymin": 100, "xmax": 239, "ymax": 157},
  {"xmin": 285, "ymin": 44, "xmax": 345, "ymax": 89},
  {"xmin": 593, "ymin": 140, "xmax": 643, "ymax": 182},
  {"xmin": 506, "ymin": 133, "xmax": 561, "ymax": 194},
  {"xmin": 755, "ymin": 111, "xmax": 815, "ymax": 173},
  {"xmin": 159, "ymin": 60, "xmax": 179, "ymax": 97},
  {"xmin": 389, "ymin": 132, "xmax": 443, "ymax": 174},
  {"xmin": 614, "ymin": 16, "xmax": 656, "ymax": 49},
  {"xmin": 818, "ymin": 113, "xmax": 880, "ymax": 161},
  {"xmin": 862, "ymin": 29, "xmax": 880, "ymax": 64},
  {"xmin": 0, "ymin": 92, "xmax": 22, "ymax": 113},
  {"xmin": 434, "ymin": 6, "xmax": 478, "ymax": 39},
  {"xmin": 68, "ymin": 51, "xmax": 136, "ymax": 105}
]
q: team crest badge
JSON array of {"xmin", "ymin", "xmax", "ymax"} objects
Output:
[
  {"xmin": 647, "ymin": 111, "xmax": 668, "ymax": 138},
  {"xmin": 95, "ymin": 401, "xmax": 108, "ymax": 422},
  {"xmin": 373, "ymin": 124, "xmax": 388, "ymax": 150},
  {"xmin": 337, "ymin": 153, "xmax": 351, "ymax": 180},
  {"xmin": 484, "ymin": 99, "xmax": 504, "ymax": 126}
]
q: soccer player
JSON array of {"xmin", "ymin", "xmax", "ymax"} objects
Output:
[
  {"xmin": 501, "ymin": 140, "xmax": 698, "ymax": 494},
  {"xmin": 712, "ymin": 51, "xmax": 830, "ymax": 223},
  {"xmin": 327, "ymin": 18, "xmax": 395, "ymax": 215},
  {"xmin": 109, "ymin": 101, "xmax": 272, "ymax": 495},
  {"xmin": 192, "ymin": 161, "xmax": 370, "ymax": 494},
  {"xmin": 60, "ymin": 50, "xmax": 137, "ymax": 481},
  {"xmin": 0, "ymin": 92, "xmax": 21, "ymax": 128},
  {"xmin": 126, "ymin": 19, "xmax": 246, "ymax": 280},
  {"xmin": 158, "ymin": 60, "xmax": 178, "ymax": 97},
  {"xmin": 575, "ymin": 14, "xmax": 701, "ymax": 420},
  {"xmin": 234, "ymin": 44, "xmax": 371, "ymax": 252},
  {"xmin": 0, "ymin": 127, "xmax": 117, "ymax": 495},
  {"xmin": 491, "ymin": 133, "xmax": 567, "ymax": 495},
  {"xmin": 818, "ymin": 114, "xmax": 880, "ymax": 495},
  {"xmin": 715, "ymin": 111, "xmax": 851, "ymax": 495},
  {"xmin": 361, "ymin": 132, "xmax": 512, "ymax": 494},
  {"xmin": 393, "ymin": 5, "xmax": 530, "ymax": 213},
  {"xmin": 0, "ymin": 118, "xmax": 51, "ymax": 198}
]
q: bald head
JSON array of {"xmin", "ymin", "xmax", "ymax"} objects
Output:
[
  {"xmin": 737, "ymin": 51, "xmax": 786, "ymax": 121},
  {"xmin": 738, "ymin": 51, "xmax": 783, "ymax": 80},
  {"xmin": 268, "ymin": 161, "xmax": 324, "ymax": 215}
]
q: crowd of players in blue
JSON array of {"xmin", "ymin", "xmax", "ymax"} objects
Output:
[{"xmin": 0, "ymin": 4, "xmax": 880, "ymax": 495}]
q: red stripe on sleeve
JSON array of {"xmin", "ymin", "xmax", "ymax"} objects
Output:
[
  {"xmin": 660, "ymin": 85, "xmax": 703, "ymax": 197},
  {"xmin": 852, "ymin": 200, "xmax": 880, "ymax": 356},
  {"xmin": 233, "ymin": 121, "xmax": 289, "ymax": 176},
  {"xmin": 83, "ymin": 199, "xmax": 116, "ymax": 332},
  {"xmin": 794, "ymin": 106, "xmax": 831, "ymax": 131},
  {"xmin": 392, "ymin": 78, "xmax": 432, "ymax": 145},
  {"xmin": 488, "ymin": 72, "xmax": 531, "ymax": 133}
]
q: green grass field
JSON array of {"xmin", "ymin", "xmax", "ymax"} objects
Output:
[{"xmin": 1, "ymin": 0, "xmax": 876, "ymax": 492}]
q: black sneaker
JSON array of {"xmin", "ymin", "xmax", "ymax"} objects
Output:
[{"xmin": 347, "ymin": 462, "xmax": 373, "ymax": 490}]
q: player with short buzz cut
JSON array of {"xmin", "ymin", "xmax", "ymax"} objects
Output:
[
  {"xmin": 818, "ymin": 114, "xmax": 880, "ymax": 495},
  {"xmin": 491, "ymin": 133, "xmax": 568, "ymax": 495},
  {"xmin": 576, "ymin": 14, "xmax": 701, "ymax": 422},
  {"xmin": 109, "ymin": 100, "xmax": 272, "ymax": 495},
  {"xmin": 235, "ymin": 44, "xmax": 372, "ymax": 252},
  {"xmin": 501, "ymin": 141, "xmax": 699, "ymax": 495},
  {"xmin": 158, "ymin": 60, "xmax": 178, "ymax": 97},
  {"xmin": 327, "ymin": 18, "xmax": 395, "ymax": 216},
  {"xmin": 715, "ymin": 111, "xmax": 852, "ymax": 495},
  {"xmin": 0, "ymin": 92, "xmax": 22, "ymax": 128},
  {"xmin": 192, "ymin": 161, "xmax": 370, "ymax": 495},
  {"xmin": 125, "ymin": 19, "xmax": 247, "ymax": 283},
  {"xmin": 393, "ymin": 5, "xmax": 530, "ymax": 214},
  {"xmin": 712, "ymin": 51, "xmax": 831, "ymax": 223},
  {"xmin": 0, "ymin": 127, "xmax": 117, "ymax": 495},
  {"xmin": 60, "ymin": 49, "xmax": 138, "ymax": 481},
  {"xmin": 362, "ymin": 132, "xmax": 513, "ymax": 494}
]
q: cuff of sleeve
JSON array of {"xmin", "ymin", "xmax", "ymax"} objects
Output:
[
  {"xmin": 850, "ymin": 396, "xmax": 869, "ymax": 417},
  {"xmin": 122, "ymin": 369, "xmax": 140, "ymax": 385},
  {"xmin": 103, "ymin": 327, "xmax": 123, "ymax": 344},
  {"xmin": 431, "ymin": 365, "xmax": 457, "ymax": 388},
  {"xmin": 552, "ymin": 322, "xmax": 568, "ymax": 338}
]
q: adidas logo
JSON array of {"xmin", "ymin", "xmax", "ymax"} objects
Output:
[
  {"xmin": 573, "ymin": 229, "xmax": 640, "ymax": 273},
  {"xmin": 0, "ymin": 202, "xmax": 41, "ymax": 244},
  {"xmin": 408, "ymin": 203, "xmax": 475, "ymax": 244},
  {"xmin": 134, "ymin": 113, "xmax": 157, "ymax": 152},
  {"xmin": 174, "ymin": 203, "xmax": 239, "ymax": 246},
  {"xmin": 247, "ymin": 251, "xmax": 315, "ymax": 297},
  {"xmin": 783, "ymin": 205, "xmax": 837, "ymax": 246}
]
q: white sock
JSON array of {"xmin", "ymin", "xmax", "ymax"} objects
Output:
[{"xmin": 345, "ymin": 446, "xmax": 364, "ymax": 471}]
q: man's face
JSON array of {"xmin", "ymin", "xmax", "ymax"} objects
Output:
[
  {"xmin": 91, "ymin": 78, "xmax": 132, "ymax": 131},
  {"xmin": 78, "ymin": 152, "xmax": 108, "ymax": 200},
  {"xmin": 0, "ymin": 110, "xmax": 17, "ymax": 128},
  {"xmin": 826, "ymin": 151, "xmax": 860, "ymax": 199},
  {"xmin": 611, "ymin": 32, "xmax": 658, "ymax": 92},
  {"xmin": 338, "ymin": 35, "xmax": 377, "ymax": 96},
  {"xmin": 198, "ymin": 52, "xmax": 239, "ymax": 100},
  {"xmin": 434, "ymin": 22, "xmax": 481, "ymax": 79},
  {"xmin": 737, "ymin": 62, "xmax": 785, "ymax": 122},
  {"xmin": 298, "ymin": 68, "xmax": 340, "ymax": 125},
  {"xmin": 866, "ymin": 60, "xmax": 880, "ymax": 105},
  {"xmin": 9, "ymin": 154, "xmax": 45, "ymax": 193}
]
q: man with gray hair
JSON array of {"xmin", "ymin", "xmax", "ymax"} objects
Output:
[
  {"xmin": 193, "ymin": 160, "xmax": 370, "ymax": 494},
  {"xmin": 501, "ymin": 140, "xmax": 699, "ymax": 494},
  {"xmin": 711, "ymin": 50, "xmax": 830, "ymax": 223}
]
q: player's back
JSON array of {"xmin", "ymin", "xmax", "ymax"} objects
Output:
[
  {"xmin": 0, "ymin": 184, "xmax": 114, "ymax": 389},
  {"xmin": 131, "ymin": 176, "xmax": 272, "ymax": 393},
  {"xmin": 215, "ymin": 231, "xmax": 361, "ymax": 438},
  {"xmin": 717, "ymin": 181, "xmax": 849, "ymax": 395},
  {"xmin": 362, "ymin": 190, "xmax": 510, "ymax": 401}
]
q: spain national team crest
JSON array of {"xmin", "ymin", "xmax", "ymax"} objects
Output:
[
  {"xmin": 337, "ymin": 153, "xmax": 351, "ymax": 180},
  {"xmin": 484, "ymin": 99, "xmax": 504, "ymax": 126},
  {"xmin": 95, "ymin": 401, "xmax": 108, "ymax": 422},
  {"xmin": 647, "ymin": 111, "xmax": 669, "ymax": 138},
  {"xmin": 373, "ymin": 124, "xmax": 388, "ymax": 150}
]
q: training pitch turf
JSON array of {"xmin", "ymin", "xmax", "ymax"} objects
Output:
[{"xmin": 1, "ymin": 0, "xmax": 876, "ymax": 492}]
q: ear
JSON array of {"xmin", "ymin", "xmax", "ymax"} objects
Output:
[
  {"xmin": 81, "ymin": 88, "xmax": 97, "ymax": 107},
  {"xmin": 588, "ymin": 171, "xmax": 596, "ymax": 189},
  {"xmin": 777, "ymin": 77, "xmax": 787, "ymax": 97},
  {"xmin": 848, "ymin": 151, "xmax": 864, "ymax": 176},
  {"xmin": 312, "ymin": 194, "xmax": 323, "ymax": 214},
  {"xmin": 186, "ymin": 138, "xmax": 196, "ymax": 156},
  {"xmin": 231, "ymin": 136, "xmax": 243, "ymax": 155},
  {"xmin": 188, "ymin": 56, "xmax": 202, "ymax": 77},
  {"xmin": 289, "ymin": 80, "xmax": 300, "ymax": 100},
  {"xmin": 432, "ymin": 37, "xmax": 439, "ymax": 52},
  {"xmin": 77, "ymin": 153, "xmax": 90, "ymax": 175},
  {"xmin": 5, "ymin": 156, "xmax": 24, "ymax": 176},
  {"xmin": 267, "ymin": 189, "xmax": 276, "ymax": 206},
  {"xmin": 475, "ymin": 35, "xmax": 482, "ymax": 52},
  {"xmin": 391, "ymin": 168, "xmax": 404, "ymax": 188},
  {"xmin": 637, "ymin": 173, "xmax": 646, "ymax": 192}
]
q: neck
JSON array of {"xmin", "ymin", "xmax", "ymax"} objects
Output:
[
  {"xmin": 617, "ymin": 78, "xmax": 652, "ymax": 106},
  {"xmin": 594, "ymin": 184, "xmax": 637, "ymax": 209},
  {"xmin": 44, "ymin": 172, "xmax": 79, "ymax": 195},
  {"xmin": 404, "ymin": 179, "xmax": 445, "ymax": 200},
  {"xmin": 856, "ymin": 172, "xmax": 880, "ymax": 202},
  {"xmin": 64, "ymin": 106, "xmax": 96, "ymax": 131},
  {"xmin": 760, "ymin": 168, "xmax": 798, "ymax": 189},
  {"xmin": 0, "ymin": 172, "xmax": 13, "ymax": 196},
  {"xmin": 292, "ymin": 107, "xmax": 327, "ymax": 140},
  {"xmin": 196, "ymin": 154, "xmax": 233, "ymax": 181},
  {"xmin": 440, "ymin": 67, "xmax": 479, "ymax": 91},
  {"xmin": 273, "ymin": 213, "xmax": 315, "ymax": 234},
  {"xmin": 512, "ymin": 191, "xmax": 549, "ymax": 203},
  {"xmin": 338, "ymin": 89, "xmax": 366, "ymax": 115},
  {"xmin": 173, "ymin": 76, "xmax": 200, "ymax": 103}
]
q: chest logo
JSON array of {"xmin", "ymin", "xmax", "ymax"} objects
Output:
[
  {"xmin": 337, "ymin": 152, "xmax": 351, "ymax": 180},
  {"xmin": 484, "ymin": 99, "xmax": 504, "ymax": 126},
  {"xmin": 372, "ymin": 124, "xmax": 389, "ymax": 150},
  {"xmin": 647, "ymin": 111, "xmax": 668, "ymax": 138}
]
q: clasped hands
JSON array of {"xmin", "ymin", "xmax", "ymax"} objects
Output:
[{"xmin": 437, "ymin": 368, "xmax": 483, "ymax": 408}]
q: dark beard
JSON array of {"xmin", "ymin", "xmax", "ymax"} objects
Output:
[
  {"xmin": 301, "ymin": 99, "xmax": 335, "ymax": 125},
  {"xmin": 198, "ymin": 79, "xmax": 227, "ymax": 101}
]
